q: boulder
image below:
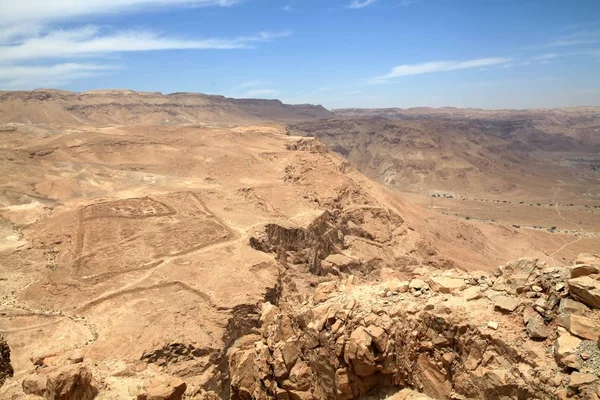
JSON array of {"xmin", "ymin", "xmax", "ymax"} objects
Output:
[
  {"xmin": 555, "ymin": 333, "xmax": 581, "ymax": 370},
  {"xmin": 344, "ymin": 326, "xmax": 376, "ymax": 377},
  {"xmin": 570, "ymin": 265, "xmax": 600, "ymax": 278},
  {"xmin": 568, "ymin": 372, "xmax": 598, "ymax": 389},
  {"xmin": 568, "ymin": 276, "xmax": 600, "ymax": 308},
  {"xmin": 523, "ymin": 307, "xmax": 550, "ymax": 340},
  {"xmin": 409, "ymin": 279, "xmax": 428, "ymax": 292},
  {"xmin": 494, "ymin": 296, "xmax": 521, "ymax": 313},
  {"xmin": 559, "ymin": 298, "xmax": 588, "ymax": 315},
  {"xmin": 137, "ymin": 377, "xmax": 187, "ymax": 400},
  {"xmin": 463, "ymin": 286, "xmax": 484, "ymax": 301},
  {"xmin": 563, "ymin": 314, "xmax": 600, "ymax": 340},
  {"xmin": 45, "ymin": 364, "xmax": 97, "ymax": 400},
  {"xmin": 22, "ymin": 374, "xmax": 48, "ymax": 397},
  {"xmin": 575, "ymin": 253, "xmax": 600, "ymax": 266},
  {"xmin": 428, "ymin": 276, "xmax": 466, "ymax": 294},
  {"xmin": 0, "ymin": 335, "xmax": 13, "ymax": 387}
]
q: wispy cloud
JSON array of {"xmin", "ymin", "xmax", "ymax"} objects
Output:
[
  {"xmin": 237, "ymin": 80, "xmax": 268, "ymax": 89},
  {"xmin": 370, "ymin": 57, "xmax": 512, "ymax": 83},
  {"xmin": 0, "ymin": 27, "xmax": 292, "ymax": 62},
  {"xmin": 0, "ymin": 0, "xmax": 293, "ymax": 89},
  {"xmin": 0, "ymin": 0, "xmax": 240, "ymax": 25},
  {"xmin": 244, "ymin": 89, "xmax": 279, "ymax": 97},
  {"xmin": 347, "ymin": 0, "xmax": 377, "ymax": 9},
  {"xmin": 0, "ymin": 63, "xmax": 119, "ymax": 88},
  {"xmin": 0, "ymin": 27, "xmax": 290, "ymax": 88},
  {"xmin": 282, "ymin": 4, "xmax": 293, "ymax": 12}
]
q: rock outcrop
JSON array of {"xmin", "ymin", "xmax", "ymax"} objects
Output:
[
  {"xmin": 0, "ymin": 335, "xmax": 13, "ymax": 387},
  {"xmin": 229, "ymin": 255, "xmax": 600, "ymax": 400},
  {"xmin": 22, "ymin": 364, "xmax": 97, "ymax": 400}
]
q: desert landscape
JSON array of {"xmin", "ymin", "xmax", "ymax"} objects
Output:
[{"xmin": 0, "ymin": 90, "xmax": 599, "ymax": 400}]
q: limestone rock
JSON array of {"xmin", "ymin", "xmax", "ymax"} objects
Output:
[
  {"xmin": 428, "ymin": 276, "xmax": 466, "ymax": 294},
  {"xmin": 45, "ymin": 364, "xmax": 97, "ymax": 400},
  {"xmin": 564, "ymin": 314, "xmax": 600, "ymax": 340},
  {"xmin": 387, "ymin": 388, "xmax": 433, "ymax": 399},
  {"xmin": 0, "ymin": 335, "xmax": 13, "ymax": 387},
  {"xmin": 409, "ymin": 279, "xmax": 429, "ymax": 292},
  {"xmin": 523, "ymin": 307, "xmax": 550, "ymax": 340},
  {"xmin": 576, "ymin": 253, "xmax": 600, "ymax": 266},
  {"xmin": 22, "ymin": 374, "xmax": 48, "ymax": 397},
  {"xmin": 555, "ymin": 333, "xmax": 582, "ymax": 369},
  {"xmin": 570, "ymin": 264, "xmax": 600, "ymax": 278},
  {"xmin": 568, "ymin": 372, "xmax": 598, "ymax": 389},
  {"xmin": 344, "ymin": 326, "xmax": 376, "ymax": 377},
  {"xmin": 559, "ymin": 298, "xmax": 588, "ymax": 315},
  {"xmin": 568, "ymin": 276, "xmax": 600, "ymax": 308},
  {"xmin": 313, "ymin": 281, "xmax": 337, "ymax": 303},
  {"xmin": 137, "ymin": 377, "xmax": 187, "ymax": 400},
  {"xmin": 463, "ymin": 286, "xmax": 484, "ymax": 301},
  {"xmin": 494, "ymin": 296, "xmax": 521, "ymax": 313}
]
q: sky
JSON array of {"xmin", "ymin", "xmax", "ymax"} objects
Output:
[{"xmin": 0, "ymin": 0, "xmax": 599, "ymax": 109}]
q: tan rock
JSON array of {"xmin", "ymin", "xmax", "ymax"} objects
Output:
[
  {"xmin": 22, "ymin": 374, "xmax": 48, "ymax": 397},
  {"xmin": 555, "ymin": 333, "xmax": 581, "ymax": 369},
  {"xmin": 576, "ymin": 253, "xmax": 600, "ymax": 266},
  {"xmin": 568, "ymin": 372, "xmax": 598, "ymax": 389},
  {"xmin": 313, "ymin": 281, "xmax": 337, "ymax": 303},
  {"xmin": 409, "ymin": 279, "xmax": 429, "ymax": 291},
  {"xmin": 570, "ymin": 264, "xmax": 600, "ymax": 278},
  {"xmin": 344, "ymin": 326, "xmax": 376, "ymax": 377},
  {"xmin": 137, "ymin": 377, "xmax": 186, "ymax": 400},
  {"xmin": 463, "ymin": 286, "xmax": 484, "ymax": 301},
  {"xmin": 523, "ymin": 307, "xmax": 550, "ymax": 340},
  {"xmin": 384, "ymin": 279, "xmax": 409, "ymax": 294},
  {"xmin": 46, "ymin": 364, "xmax": 97, "ymax": 400},
  {"xmin": 380, "ymin": 267, "xmax": 399, "ymax": 281},
  {"xmin": 428, "ymin": 276, "xmax": 466, "ymax": 294},
  {"xmin": 366, "ymin": 325, "xmax": 388, "ymax": 353},
  {"xmin": 559, "ymin": 298, "xmax": 588, "ymax": 315},
  {"xmin": 568, "ymin": 276, "xmax": 600, "ymax": 309},
  {"xmin": 564, "ymin": 314, "xmax": 600, "ymax": 340},
  {"xmin": 494, "ymin": 296, "xmax": 521, "ymax": 313},
  {"xmin": 282, "ymin": 361, "xmax": 311, "ymax": 391}
]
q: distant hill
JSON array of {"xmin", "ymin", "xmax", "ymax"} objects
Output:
[
  {"xmin": 333, "ymin": 106, "xmax": 600, "ymax": 146},
  {"xmin": 0, "ymin": 89, "xmax": 333, "ymax": 126}
]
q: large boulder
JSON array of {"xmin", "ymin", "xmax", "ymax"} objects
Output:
[
  {"xmin": 0, "ymin": 335, "xmax": 13, "ymax": 387},
  {"xmin": 555, "ymin": 333, "xmax": 581, "ymax": 370},
  {"xmin": 137, "ymin": 377, "xmax": 187, "ymax": 400},
  {"xmin": 562, "ymin": 314, "xmax": 600, "ymax": 341},
  {"xmin": 25, "ymin": 364, "xmax": 98, "ymax": 400},
  {"xmin": 428, "ymin": 276, "xmax": 466, "ymax": 294},
  {"xmin": 568, "ymin": 275, "xmax": 600, "ymax": 308}
]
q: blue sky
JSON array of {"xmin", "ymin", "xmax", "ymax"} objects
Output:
[{"xmin": 0, "ymin": 0, "xmax": 599, "ymax": 109}]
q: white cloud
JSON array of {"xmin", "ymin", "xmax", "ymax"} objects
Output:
[
  {"xmin": 0, "ymin": 0, "xmax": 240, "ymax": 25},
  {"xmin": 0, "ymin": 0, "xmax": 294, "ymax": 89},
  {"xmin": 244, "ymin": 89, "xmax": 279, "ymax": 97},
  {"xmin": 282, "ymin": 4, "xmax": 293, "ymax": 12},
  {"xmin": 370, "ymin": 57, "xmax": 512, "ymax": 83},
  {"xmin": 0, "ymin": 63, "xmax": 118, "ymax": 88},
  {"xmin": 551, "ymin": 39, "xmax": 597, "ymax": 47},
  {"xmin": 348, "ymin": 0, "xmax": 377, "ymax": 9},
  {"xmin": 532, "ymin": 53, "xmax": 558, "ymax": 60},
  {"xmin": 237, "ymin": 80, "xmax": 268, "ymax": 89},
  {"xmin": 0, "ymin": 27, "xmax": 292, "ymax": 62}
]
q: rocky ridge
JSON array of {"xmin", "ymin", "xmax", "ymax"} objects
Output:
[{"xmin": 228, "ymin": 254, "xmax": 600, "ymax": 400}]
